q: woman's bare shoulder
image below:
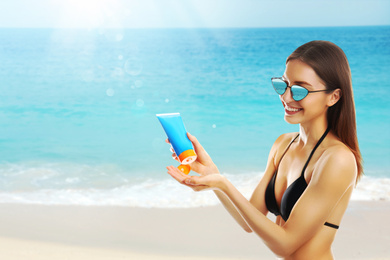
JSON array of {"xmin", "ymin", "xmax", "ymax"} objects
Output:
[
  {"xmin": 314, "ymin": 140, "xmax": 357, "ymax": 186},
  {"xmin": 323, "ymin": 139, "xmax": 356, "ymax": 166},
  {"xmin": 271, "ymin": 132, "xmax": 299, "ymax": 158},
  {"xmin": 274, "ymin": 132, "xmax": 299, "ymax": 145}
]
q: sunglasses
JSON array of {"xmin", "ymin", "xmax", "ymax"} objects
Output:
[{"xmin": 271, "ymin": 77, "xmax": 329, "ymax": 101}]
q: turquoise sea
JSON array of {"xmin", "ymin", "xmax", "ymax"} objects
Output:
[{"xmin": 0, "ymin": 26, "xmax": 389, "ymax": 206}]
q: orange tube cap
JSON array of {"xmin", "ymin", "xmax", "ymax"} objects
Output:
[
  {"xmin": 178, "ymin": 149, "xmax": 197, "ymax": 164},
  {"xmin": 177, "ymin": 164, "xmax": 191, "ymax": 175}
]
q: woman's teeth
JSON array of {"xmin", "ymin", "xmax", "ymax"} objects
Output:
[{"xmin": 285, "ymin": 106, "xmax": 301, "ymax": 112}]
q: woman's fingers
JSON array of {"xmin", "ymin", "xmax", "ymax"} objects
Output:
[
  {"xmin": 187, "ymin": 133, "xmax": 211, "ymax": 163},
  {"xmin": 166, "ymin": 139, "xmax": 173, "ymax": 153},
  {"xmin": 187, "ymin": 133, "xmax": 203, "ymax": 153},
  {"xmin": 165, "ymin": 134, "xmax": 218, "ymax": 175},
  {"xmin": 166, "ymin": 166, "xmax": 207, "ymax": 188},
  {"xmin": 165, "ymin": 140, "xmax": 179, "ymax": 161},
  {"xmin": 167, "ymin": 165, "xmax": 197, "ymax": 185},
  {"xmin": 166, "ymin": 133, "xmax": 206, "ymax": 162},
  {"xmin": 166, "ymin": 166, "xmax": 188, "ymax": 184},
  {"xmin": 172, "ymin": 154, "xmax": 180, "ymax": 162}
]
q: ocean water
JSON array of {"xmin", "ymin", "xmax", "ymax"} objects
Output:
[{"xmin": 0, "ymin": 26, "xmax": 389, "ymax": 207}]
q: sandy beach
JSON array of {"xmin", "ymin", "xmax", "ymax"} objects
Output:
[{"xmin": 0, "ymin": 201, "xmax": 389, "ymax": 260}]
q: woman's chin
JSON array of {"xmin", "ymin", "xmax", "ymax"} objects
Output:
[{"xmin": 284, "ymin": 115, "xmax": 301, "ymax": 125}]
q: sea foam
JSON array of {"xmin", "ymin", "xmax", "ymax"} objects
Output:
[{"xmin": 0, "ymin": 163, "xmax": 388, "ymax": 207}]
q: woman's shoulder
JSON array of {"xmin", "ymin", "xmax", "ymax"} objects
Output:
[
  {"xmin": 323, "ymin": 137, "xmax": 355, "ymax": 163},
  {"xmin": 274, "ymin": 132, "xmax": 299, "ymax": 147},
  {"xmin": 270, "ymin": 132, "xmax": 299, "ymax": 157},
  {"xmin": 314, "ymin": 138, "xmax": 357, "ymax": 185}
]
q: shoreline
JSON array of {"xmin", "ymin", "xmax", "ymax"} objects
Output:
[{"xmin": 0, "ymin": 201, "xmax": 389, "ymax": 259}]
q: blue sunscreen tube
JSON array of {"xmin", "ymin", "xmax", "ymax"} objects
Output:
[{"xmin": 156, "ymin": 113, "xmax": 197, "ymax": 166}]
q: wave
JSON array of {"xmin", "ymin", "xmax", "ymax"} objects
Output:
[{"xmin": 0, "ymin": 163, "xmax": 389, "ymax": 207}]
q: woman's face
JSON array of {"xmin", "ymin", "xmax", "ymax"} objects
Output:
[{"xmin": 281, "ymin": 59, "xmax": 330, "ymax": 126}]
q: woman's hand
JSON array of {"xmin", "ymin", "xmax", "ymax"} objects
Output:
[
  {"xmin": 166, "ymin": 133, "xmax": 219, "ymax": 176},
  {"xmin": 166, "ymin": 165, "xmax": 226, "ymax": 192}
]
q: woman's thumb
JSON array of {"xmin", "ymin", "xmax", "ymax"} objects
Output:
[{"xmin": 187, "ymin": 132, "xmax": 203, "ymax": 153}]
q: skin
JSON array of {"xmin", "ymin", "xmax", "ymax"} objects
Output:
[{"xmin": 166, "ymin": 59, "xmax": 357, "ymax": 259}]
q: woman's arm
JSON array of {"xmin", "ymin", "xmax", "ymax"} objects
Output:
[
  {"xmin": 167, "ymin": 133, "xmax": 289, "ymax": 234},
  {"xmin": 213, "ymin": 190, "xmax": 253, "ymax": 232},
  {"xmin": 210, "ymin": 133, "xmax": 295, "ymax": 232},
  {"xmin": 210, "ymin": 133, "xmax": 285, "ymax": 233},
  {"xmin": 170, "ymin": 145, "xmax": 357, "ymax": 257},
  {"xmin": 167, "ymin": 133, "xmax": 253, "ymax": 232}
]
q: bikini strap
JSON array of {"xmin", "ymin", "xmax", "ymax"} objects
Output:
[
  {"xmin": 277, "ymin": 134, "xmax": 299, "ymax": 168},
  {"xmin": 301, "ymin": 126, "xmax": 331, "ymax": 176}
]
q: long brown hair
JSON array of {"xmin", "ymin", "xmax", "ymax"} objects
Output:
[{"xmin": 287, "ymin": 40, "xmax": 363, "ymax": 181}]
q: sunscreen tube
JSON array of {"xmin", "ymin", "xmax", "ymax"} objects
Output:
[{"xmin": 156, "ymin": 113, "xmax": 197, "ymax": 168}]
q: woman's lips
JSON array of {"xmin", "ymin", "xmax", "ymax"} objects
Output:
[{"xmin": 284, "ymin": 104, "xmax": 303, "ymax": 115}]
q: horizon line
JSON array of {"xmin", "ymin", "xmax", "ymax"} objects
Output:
[{"xmin": 0, "ymin": 24, "xmax": 388, "ymax": 30}]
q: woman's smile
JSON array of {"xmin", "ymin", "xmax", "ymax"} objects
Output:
[{"xmin": 283, "ymin": 102, "xmax": 303, "ymax": 115}]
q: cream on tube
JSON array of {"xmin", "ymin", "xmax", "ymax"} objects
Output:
[{"xmin": 156, "ymin": 113, "xmax": 197, "ymax": 168}]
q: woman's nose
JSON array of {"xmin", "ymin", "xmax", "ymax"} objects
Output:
[{"xmin": 281, "ymin": 87, "xmax": 294, "ymax": 103}]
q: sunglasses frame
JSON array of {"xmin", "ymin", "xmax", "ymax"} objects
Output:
[{"xmin": 271, "ymin": 77, "xmax": 329, "ymax": 101}]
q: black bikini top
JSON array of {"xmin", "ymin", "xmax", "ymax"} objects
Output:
[{"xmin": 265, "ymin": 127, "xmax": 339, "ymax": 229}]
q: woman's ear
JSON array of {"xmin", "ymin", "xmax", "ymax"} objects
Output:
[{"xmin": 327, "ymin": 88, "xmax": 341, "ymax": 107}]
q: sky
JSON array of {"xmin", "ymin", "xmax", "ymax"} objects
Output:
[{"xmin": 0, "ymin": 0, "xmax": 389, "ymax": 28}]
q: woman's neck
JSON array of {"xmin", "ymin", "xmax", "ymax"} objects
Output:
[{"xmin": 298, "ymin": 121, "xmax": 329, "ymax": 147}]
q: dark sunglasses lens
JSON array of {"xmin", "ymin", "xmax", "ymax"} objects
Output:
[
  {"xmin": 291, "ymin": 85, "xmax": 308, "ymax": 101},
  {"xmin": 272, "ymin": 79, "xmax": 287, "ymax": 95}
]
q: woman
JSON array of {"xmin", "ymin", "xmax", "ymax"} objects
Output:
[{"xmin": 166, "ymin": 40, "xmax": 363, "ymax": 259}]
